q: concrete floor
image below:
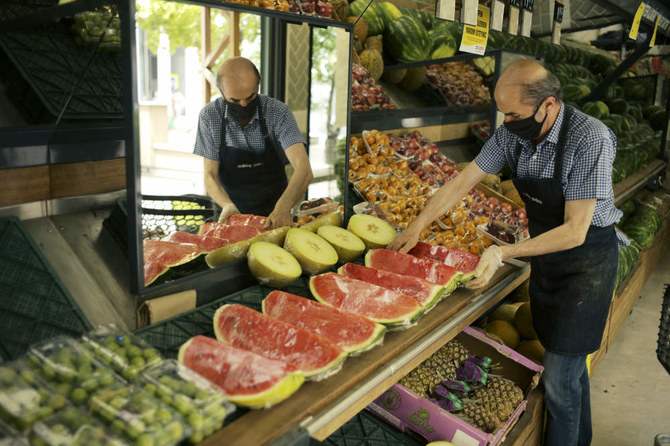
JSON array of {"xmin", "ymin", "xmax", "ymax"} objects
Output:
[{"xmin": 591, "ymin": 247, "xmax": 670, "ymax": 445}]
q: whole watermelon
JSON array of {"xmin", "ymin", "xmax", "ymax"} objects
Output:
[
  {"xmin": 349, "ymin": 0, "xmax": 386, "ymax": 36},
  {"xmin": 378, "ymin": 1, "xmax": 402, "ymax": 25},
  {"xmin": 385, "ymin": 15, "xmax": 430, "ymax": 63}
]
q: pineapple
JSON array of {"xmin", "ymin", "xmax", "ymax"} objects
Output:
[
  {"xmin": 458, "ymin": 403, "xmax": 501, "ymax": 433},
  {"xmin": 484, "ymin": 376, "xmax": 524, "ymax": 407},
  {"xmin": 470, "ymin": 389, "xmax": 515, "ymax": 421}
]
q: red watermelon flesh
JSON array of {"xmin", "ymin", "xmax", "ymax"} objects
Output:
[
  {"xmin": 199, "ymin": 222, "xmax": 264, "ymax": 241},
  {"xmin": 213, "ymin": 304, "xmax": 347, "ymax": 381},
  {"xmin": 262, "ymin": 290, "xmax": 386, "ymax": 355},
  {"xmin": 409, "ymin": 241, "xmax": 480, "ymax": 274},
  {"xmin": 338, "ymin": 263, "xmax": 444, "ymax": 311},
  {"xmin": 365, "ymin": 249, "xmax": 459, "ymax": 288},
  {"xmin": 227, "ymin": 214, "xmax": 267, "ymax": 228},
  {"xmin": 143, "ymin": 240, "xmax": 202, "ymax": 286},
  {"xmin": 164, "ymin": 231, "xmax": 228, "ymax": 252},
  {"xmin": 309, "ymin": 273, "xmax": 423, "ymax": 329},
  {"xmin": 178, "ymin": 335, "xmax": 305, "ymax": 408}
]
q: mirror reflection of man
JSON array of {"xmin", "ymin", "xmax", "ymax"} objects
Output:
[{"xmin": 194, "ymin": 57, "xmax": 313, "ymax": 228}]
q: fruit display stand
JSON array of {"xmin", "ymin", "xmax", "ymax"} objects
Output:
[{"xmin": 134, "ymin": 263, "xmax": 530, "ymax": 445}]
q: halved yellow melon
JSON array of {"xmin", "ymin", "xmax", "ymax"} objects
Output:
[
  {"xmin": 284, "ymin": 228, "xmax": 338, "ymax": 275},
  {"xmin": 205, "ymin": 226, "xmax": 290, "ymax": 268},
  {"xmin": 317, "ymin": 225, "xmax": 366, "ymax": 263},
  {"xmin": 347, "ymin": 214, "xmax": 396, "ymax": 249},
  {"xmin": 247, "ymin": 241, "xmax": 302, "ymax": 288},
  {"xmin": 301, "ymin": 211, "xmax": 343, "ymax": 232}
]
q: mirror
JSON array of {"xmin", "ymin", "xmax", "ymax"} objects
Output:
[{"xmin": 130, "ymin": 0, "xmax": 351, "ymax": 295}]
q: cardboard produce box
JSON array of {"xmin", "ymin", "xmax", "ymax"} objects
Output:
[{"xmin": 367, "ymin": 326, "xmax": 543, "ymax": 446}]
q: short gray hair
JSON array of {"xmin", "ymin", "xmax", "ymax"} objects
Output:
[{"xmin": 520, "ymin": 71, "xmax": 563, "ymax": 106}]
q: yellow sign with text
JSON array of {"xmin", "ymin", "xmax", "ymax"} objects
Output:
[
  {"xmin": 460, "ymin": 4, "xmax": 490, "ymax": 55},
  {"xmin": 630, "ymin": 2, "xmax": 646, "ymax": 39}
]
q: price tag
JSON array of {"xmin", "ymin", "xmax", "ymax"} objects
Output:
[
  {"xmin": 521, "ymin": 0, "xmax": 534, "ymax": 37},
  {"xmin": 651, "ymin": 14, "xmax": 660, "ymax": 46},
  {"xmin": 490, "ymin": 0, "xmax": 504, "ymax": 31},
  {"xmin": 461, "ymin": 0, "xmax": 478, "ymax": 26},
  {"xmin": 552, "ymin": 1, "xmax": 564, "ymax": 45},
  {"xmin": 459, "ymin": 4, "xmax": 490, "ymax": 56},
  {"xmin": 630, "ymin": 2, "xmax": 646, "ymax": 40},
  {"xmin": 435, "ymin": 0, "xmax": 456, "ymax": 21},
  {"xmin": 508, "ymin": 0, "xmax": 520, "ymax": 35}
]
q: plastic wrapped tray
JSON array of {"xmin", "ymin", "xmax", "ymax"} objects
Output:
[
  {"xmin": 476, "ymin": 222, "xmax": 529, "ymax": 246},
  {"xmin": 140, "ymin": 360, "xmax": 235, "ymax": 444},
  {"xmin": 26, "ymin": 336, "xmax": 124, "ymax": 407},
  {"xmin": 29, "ymin": 405, "xmax": 127, "ymax": 446},
  {"xmin": 89, "ymin": 384, "xmax": 192, "ymax": 446},
  {"xmin": 81, "ymin": 324, "xmax": 162, "ymax": 381},
  {"xmin": 0, "ymin": 359, "xmax": 63, "ymax": 432}
]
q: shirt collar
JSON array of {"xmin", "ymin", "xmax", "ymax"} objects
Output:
[{"xmin": 542, "ymin": 102, "xmax": 565, "ymax": 146}]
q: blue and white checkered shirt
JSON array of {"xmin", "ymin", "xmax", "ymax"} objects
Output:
[
  {"xmin": 193, "ymin": 95, "xmax": 306, "ymax": 160},
  {"xmin": 475, "ymin": 103, "xmax": 628, "ymax": 246}
]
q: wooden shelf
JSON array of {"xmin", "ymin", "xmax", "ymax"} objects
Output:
[
  {"xmin": 613, "ymin": 159, "xmax": 666, "ymax": 206},
  {"xmin": 199, "ymin": 265, "xmax": 530, "ymax": 446}
]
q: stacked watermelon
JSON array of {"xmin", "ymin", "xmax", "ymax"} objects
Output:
[
  {"xmin": 615, "ymin": 242, "xmax": 640, "ymax": 290},
  {"xmin": 620, "ymin": 202, "xmax": 663, "ymax": 248}
]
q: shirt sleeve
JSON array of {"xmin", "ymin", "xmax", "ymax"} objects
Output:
[
  {"xmin": 272, "ymin": 102, "xmax": 307, "ymax": 150},
  {"xmin": 474, "ymin": 126, "xmax": 510, "ymax": 174},
  {"xmin": 564, "ymin": 125, "xmax": 616, "ymax": 201},
  {"xmin": 193, "ymin": 106, "xmax": 219, "ymax": 161}
]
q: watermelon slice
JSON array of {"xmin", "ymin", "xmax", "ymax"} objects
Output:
[
  {"xmin": 178, "ymin": 335, "xmax": 304, "ymax": 408},
  {"xmin": 143, "ymin": 240, "xmax": 203, "ymax": 286},
  {"xmin": 309, "ymin": 273, "xmax": 424, "ymax": 329},
  {"xmin": 338, "ymin": 263, "xmax": 444, "ymax": 311},
  {"xmin": 408, "ymin": 241, "xmax": 480, "ymax": 282},
  {"xmin": 227, "ymin": 214, "xmax": 267, "ymax": 228},
  {"xmin": 198, "ymin": 222, "xmax": 264, "ymax": 241},
  {"xmin": 365, "ymin": 249, "xmax": 461, "ymax": 294},
  {"xmin": 213, "ymin": 304, "xmax": 347, "ymax": 381},
  {"xmin": 262, "ymin": 290, "xmax": 386, "ymax": 355},
  {"xmin": 164, "ymin": 231, "xmax": 228, "ymax": 252}
]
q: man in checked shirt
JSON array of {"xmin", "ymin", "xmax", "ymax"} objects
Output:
[
  {"xmin": 194, "ymin": 57, "xmax": 313, "ymax": 228},
  {"xmin": 390, "ymin": 59, "xmax": 624, "ymax": 446}
]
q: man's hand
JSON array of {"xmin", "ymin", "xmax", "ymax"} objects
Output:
[
  {"xmin": 218, "ymin": 203, "xmax": 240, "ymax": 223},
  {"xmin": 387, "ymin": 227, "xmax": 420, "ymax": 253},
  {"xmin": 466, "ymin": 245, "xmax": 504, "ymax": 289},
  {"xmin": 264, "ymin": 208, "xmax": 293, "ymax": 230}
]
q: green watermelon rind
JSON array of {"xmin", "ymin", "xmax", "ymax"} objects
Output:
[
  {"xmin": 308, "ymin": 276, "xmax": 424, "ymax": 330},
  {"xmin": 213, "ymin": 305, "xmax": 348, "ymax": 381},
  {"xmin": 178, "ymin": 337, "xmax": 306, "ymax": 408},
  {"xmin": 260, "ymin": 294, "xmax": 387, "ymax": 356},
  {"xmin": 385, "ymin": 15, "xmax": 430, "ymax": 63}
]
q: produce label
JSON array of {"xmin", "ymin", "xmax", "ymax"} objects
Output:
[
  {"xmin": 491, "ymin": 0, "xmax": 505, "ymax": 31},
  {"xmin": 459, "ymin": 4, "xmax": 490, "ymax": 56},
  {"xmin": 630, "ymin": 2, "xmax": 646, "ymax": 40}
]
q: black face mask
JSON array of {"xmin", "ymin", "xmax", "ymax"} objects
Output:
[
  {"xmin": 504, "ymin": 102, "xmax": 547, "ymax": 140},
  {"xmin": 226, "ymin": 96, "xmax": 259, "ymax": 121}
]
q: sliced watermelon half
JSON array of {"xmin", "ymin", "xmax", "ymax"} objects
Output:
[
  {"xmin": 178, "ymin": 335, "xmax": 304, "ymax": 408},
  {"xmin": 408, "ymin": 241, "xmax": 480, "ymax": 283},
  {"xmin": 309, "ymin": 273, "xmax": 424, "ymax": 329},
  {"xmin": 262, "ymin": 290, "xmax": 386, "ymax": 355},
  {"xmin": 365, "ymin": 249, "xmax": 461, "ymax": 294},
  {"xmin": 164, "ymin": 231, "xmax": 228, "ymax": 253},
  {"xmin": 338, "ymin": 263, "xmax": 444, "ymax": 312},
  {"xmin": 198, "ymin": 222, "xmax": 264, "ymax": 241},
  {"xmin": 213, "ymin": 304, "xmax": 347, "ymax": 381},
  {"xmin": 143, "ymin": 240, "xmax": 203, "ymax": 286},
  {"xmin": 227, "ymin": 214, "xmax": 267, "ymax": 228}
]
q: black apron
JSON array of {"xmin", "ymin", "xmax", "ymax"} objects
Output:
[
  {"xmin": 512, "ymin": 106, "xmax": 618, "ymax": 355},
  {"xmin": 218, "ymin": 101, "xmax": 289, "ymax": 217}
]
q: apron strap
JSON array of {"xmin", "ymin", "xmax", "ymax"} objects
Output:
[
  {"xmin": 218, "ymin": 101, "xmax": 228, "ymax": 161},
  {"xmin": 258, "ymin": 107, "xmax": 289, "ymax": 166}
]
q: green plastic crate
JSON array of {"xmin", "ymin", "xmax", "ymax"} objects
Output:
[
  {"xmin": 323, "ymin": 410, "xmax": 424, "ymax": 446},
  {"xmin": 0, "ymin": 216, "xmax": 93, "ymax": 361}
]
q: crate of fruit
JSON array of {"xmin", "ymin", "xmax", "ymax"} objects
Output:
[
  {"xmin": 29, "ymin": 405, "xmax": 127, "ymax": 446},
  {"xmin": 81, "ymin": 324, "xmax": 163, "ymax": 381},
  {"xmin": 139, "ymin": 359, "xmax": 235, "ymax": 444}
]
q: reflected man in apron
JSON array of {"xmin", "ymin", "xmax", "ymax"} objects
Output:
[
  {"xmin": 194, "ymin": 57, "xmax": 313, "ymax": 228},
  {"xmin": 389, "ymin": 60, "xmax": 625, "ymax": 446}
]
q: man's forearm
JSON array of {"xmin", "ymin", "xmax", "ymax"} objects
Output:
[{"xmin": 204, "ymin": 172, "xmax": 235, "ymax": 209}]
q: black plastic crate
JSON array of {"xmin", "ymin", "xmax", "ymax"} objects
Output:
[
  {"xmin": 657, "ymin": 284, "xmax": 670, "ymax": 376},
  {"xmin": 323, "ymin": 410, "xmax": 423, "ymax": 446},
  {"xmin": 0, "ymin": 216, "xmax": 92, "ymax": 361}
]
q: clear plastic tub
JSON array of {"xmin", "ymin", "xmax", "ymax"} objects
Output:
[
  {"xmin": 89, "ymin": 384, "xmax": 192, "ymax": 446},
  {"xmin": 140, "ymin": 360, "xmax": 235, "ymax": 443},
  {"xmin": 81, "ymin": 324, "xmax": 162, "ymax": 381},
  {"xmin": 0, "ymin": 359, "xmax": 63, "ymax": 432},
  {"xmin": 26, "ymin": 336, "xmax": 123, "ymax": 407},
  {"xmin": 29, "ymin": 405, "xmax": 128, "ymax": 446},
  {"xmin": 476, "ymin": 222, "xmax": 529, "ymax": 246},
  {"xmin": 296, "ymin": 198, "xmax": 340, "ymax": 216}
]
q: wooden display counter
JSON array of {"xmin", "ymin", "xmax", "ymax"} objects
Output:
[
  {"xmin": 613, "ymin": 159, "xmax": 666, "ymax": 206},
  {"xmin": 200, "ymin": 264, "xmax": 530, "ymax": 446}
]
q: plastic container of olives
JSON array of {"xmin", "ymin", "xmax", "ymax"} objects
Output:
[
  {"xmin": 26, "ymin": 336, "xmax": 124, "ymax": 407},
  {"xmin": 81, "ymin": 324, "xmax": 162, "ymax": 381},
  {"xmin": 29, "ymin": 405, "xmax": 128, "ymax": 446},
  {"xmin": 89, "ymin": 384, "xmax": 192, "ymax": 446},
  {"xmin": 0, "ymin": 359, "xmax": 65, "ymax": 432},
  {"xmin": 140, "ymin": 360, "xmax": 235, "ymax": 443}
]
